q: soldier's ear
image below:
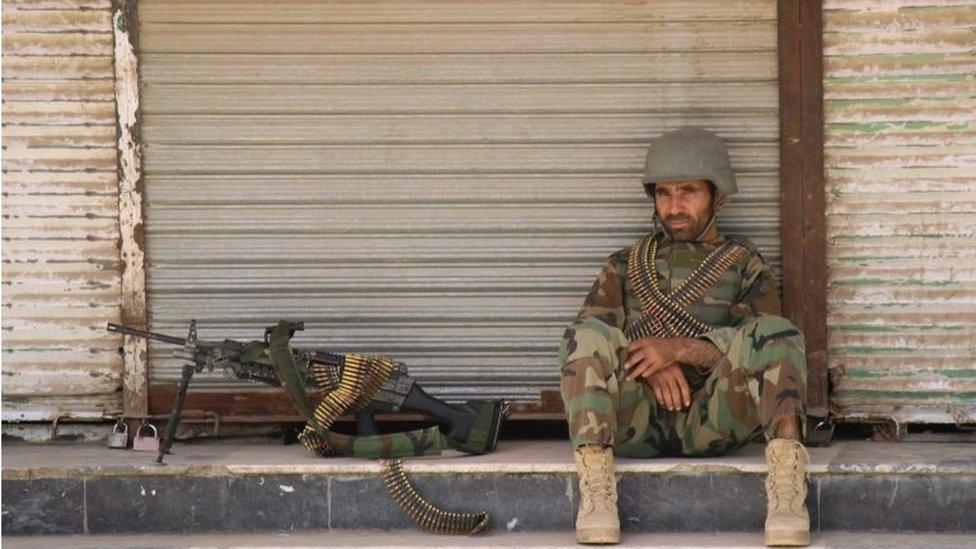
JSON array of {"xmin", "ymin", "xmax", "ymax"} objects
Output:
[{"xmin": 643, "ymin": 183, "xmax": 656, "ymax": 199}]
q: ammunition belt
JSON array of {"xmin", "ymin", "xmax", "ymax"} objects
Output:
[
  {"xmin": 299, "ymin": 353, "xmax": 397, "ymax": 457},
  {"xmin": 265, "ymin": 328, "xmax": 492, "ymax": 535},
  {"xmin": 297, "ymin": 354, "xmax": 493, "ymax": 535},
  {"xmin": 306, "ymin": 351, "xmax": 342, "ymax": 393},
  {"xmin": 310, "ymin": 353, "xmax": 394, "ymax": 432},
  {"xmin": 626, "ymin": 234, "xmax": 745, "ymax": 340},
  {"xmin": 383, "ymin": 458, "xmax": 490, "ymax": 535}
]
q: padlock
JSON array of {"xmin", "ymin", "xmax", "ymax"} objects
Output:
[
  {"xmin": 132, "ymin": 422, "xmax": 160, "ymax": 453},
  {"xmin": 107, "ymin": 420, "xmax": 129, "ymax": 449}
]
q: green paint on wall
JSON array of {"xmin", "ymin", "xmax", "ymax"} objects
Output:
[
  {"xmin": 825, "ymin": 73, "xmax": 970, "ymax": 84},
  {"xmin": 838, "ymin": 390, "xmax": 976, "ymax": 401},
  {"xmin": 832, "ymin": 346, "xmax": 890, "ymax": 354},
  {"xmin": 827, "ymin": 98, "xmax": 911, "ymax": 108},
  {"xmin": 900, "ymin": 5, "xmax": 976, "ymax": 14},
  {"xmin": 903, "ymin": 121, "xmax": 948, "ymax": 130},
  {"xmin": 832, "ymin": 324, "xmax": 966, "ymax": 333},
  {"xmin": 944, "ymin": 369, "xmax": 976, "ymax": 379},
  {"xmin": 828, "ymin": 120, "xmax": 972, "ymax": 134},
  {"xmin": 843, "ymin": 369, "xmax": 976, "ymax": 379},
  {"xmin": 882, "ymin": 53, "xmax": 954, "ymax": 63},
  {"xmin": 831, "ymin": 278, "xmax": 957, "ymax": 287},
  {"xmin": 828, "ymin": 122, "xmax": 891, "ymax": 133}
]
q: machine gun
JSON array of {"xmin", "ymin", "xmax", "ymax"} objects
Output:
[
  {"xmin": 109, "ymin": 320, "xmax": 507, "ymax": 535},
  {"xmin": 110, "ymin": 320, "xmax": 507, "ymax": 534},
  {"xmin": 107, "ymin": 321, "xmax": 505, "ymax": 465}
]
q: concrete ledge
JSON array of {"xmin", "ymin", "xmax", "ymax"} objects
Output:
[
  {"xmin": 5, "ymin": 439, "xmax": 975, "ymax": 479},
  {"xmin": 3, "ymin": 440, "xmax": 975, "ymax": 536},
  {"xmin": 6, "ymin": 530, "xmax": 976, "ymax": 549}
]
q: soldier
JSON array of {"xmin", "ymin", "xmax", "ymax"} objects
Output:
[{"xmin": 559, "ymin": 127, "xmax": 810, "ymax": 546}]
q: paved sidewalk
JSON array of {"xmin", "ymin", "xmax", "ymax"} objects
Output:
[
  {"xmin": 5, "ymin": 439, "xmax": 975, "ymax": 478},
  {"xmin": 4, "ymin": 530, "xmax": 976, "ymax": 548}
]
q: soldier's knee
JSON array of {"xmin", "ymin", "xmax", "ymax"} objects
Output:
[
  {"xmin": 744, "ymin": 315, "xmax": 805, "ymax": 348},
  {"xmin": 559, "ymin": 317, "xmax": 627, "ymax": 368},
  {"xmin": 728, "ymin": 315, "xmax": 807, "ymax": 377},
  {"xmin": 747, "ymin": 314, "xmax": 796, "ymax": 332}
]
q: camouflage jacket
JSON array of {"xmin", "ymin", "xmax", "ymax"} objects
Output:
[{"xmin": 574, "ymin": 231, "xmax": 781, "ymax": 356}]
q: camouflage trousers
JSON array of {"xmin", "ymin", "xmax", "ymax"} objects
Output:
[{"xmin": 559, "ymin": 315, "xmax": 807, "ymax": 457}]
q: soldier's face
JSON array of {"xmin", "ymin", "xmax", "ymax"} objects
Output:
[{"xmin": 652, "ymin": 179, "xmax": 714, "ymax": 241}]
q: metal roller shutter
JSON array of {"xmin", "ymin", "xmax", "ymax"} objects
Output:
[{"xmin": 138, "ymin": 0, "xmax": 781, "ymax": 403}]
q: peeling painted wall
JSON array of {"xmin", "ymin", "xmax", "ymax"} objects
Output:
[
  {"xmin": 2, "ymin": 0, "xmax": 123, "ymax": 420},
  {"xmin": 823, "ymin": 0, "xmax": 976, "ymax": 424}
]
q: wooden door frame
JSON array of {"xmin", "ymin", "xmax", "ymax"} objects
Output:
[{"xmin": 778, "ymin": 0, "xmax": 829, "ymax": 418}]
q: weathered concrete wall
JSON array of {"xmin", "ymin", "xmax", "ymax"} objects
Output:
[
  {"xmin": 2, "ymin": 0, "xmax": 124, "ymax": 420},
  {"xmin": 823, "ymin": 0, "xmax": 976, "ymax": 424}
]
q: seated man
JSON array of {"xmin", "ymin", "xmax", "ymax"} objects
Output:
[{"xmin": 559, "ymin": 127, "xmax": 809, "ymax": 546}]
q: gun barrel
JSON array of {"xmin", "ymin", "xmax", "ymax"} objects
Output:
[{"xmin": 107, "ymin": 323, "xmax": 186, "ymax": 346}]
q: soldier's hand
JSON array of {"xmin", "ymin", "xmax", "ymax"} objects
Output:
[
  {"xmin": 623, "ymin": 337, "xmax": 676, "ymax": 381},
  {"xmin": 647, "ymin": 364, "xmax": 692, "ymax": 411}
]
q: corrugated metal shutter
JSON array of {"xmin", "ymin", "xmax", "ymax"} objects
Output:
[
  {"xmin": 138, "ymin": 0, "xmax": 781, "ymax": 402},
  {"xmin": 824, "ymin": 0, "xmax": 976, "ymax": 424},
  {"xmin": 2, "ymin": 0, "xmax": 123, "ymax": 420}
]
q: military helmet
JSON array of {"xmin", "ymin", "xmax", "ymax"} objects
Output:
[{"xmin": 642, "ymin": 127, "xmax": 737, "ymax": 198}]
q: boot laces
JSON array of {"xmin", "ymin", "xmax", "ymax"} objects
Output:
[
  {"xmin": 768, "ymin": 444, "xmax": 807, "ymax": 513},
  {"xmin": 582, "ymin": 451, "xmax": 614, "ymax": 507}
]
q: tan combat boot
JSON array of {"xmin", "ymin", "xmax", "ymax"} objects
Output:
[
  {"xmin": 574, "ymin": 444, "xmax": 620, "ymax": 544},
  {"xmin": 764, "ymin": 438, "xmax": 811, "ymax": 546}
]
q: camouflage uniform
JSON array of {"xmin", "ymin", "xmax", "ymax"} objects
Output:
[{"xmin": 559, "ymin": 231, "xmax": 807, "ymax": 457}]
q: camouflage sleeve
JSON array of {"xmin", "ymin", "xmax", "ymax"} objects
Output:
[
  {"xmin": 573, "ymin": 253, "xmax": 627, "ymax": 330},
  {"xmin": 699, "ymin": 248, "xmax": 781, "ymax": 354}
]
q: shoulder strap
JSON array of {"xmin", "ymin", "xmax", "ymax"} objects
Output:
[{"xmin": 266, "ymin": 321, "xmax": 313, "ymax": 417}]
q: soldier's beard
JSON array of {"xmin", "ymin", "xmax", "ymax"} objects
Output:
[{"xmin": 662, "ymin": 213, "xmax": 711, "ymax": 242}]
